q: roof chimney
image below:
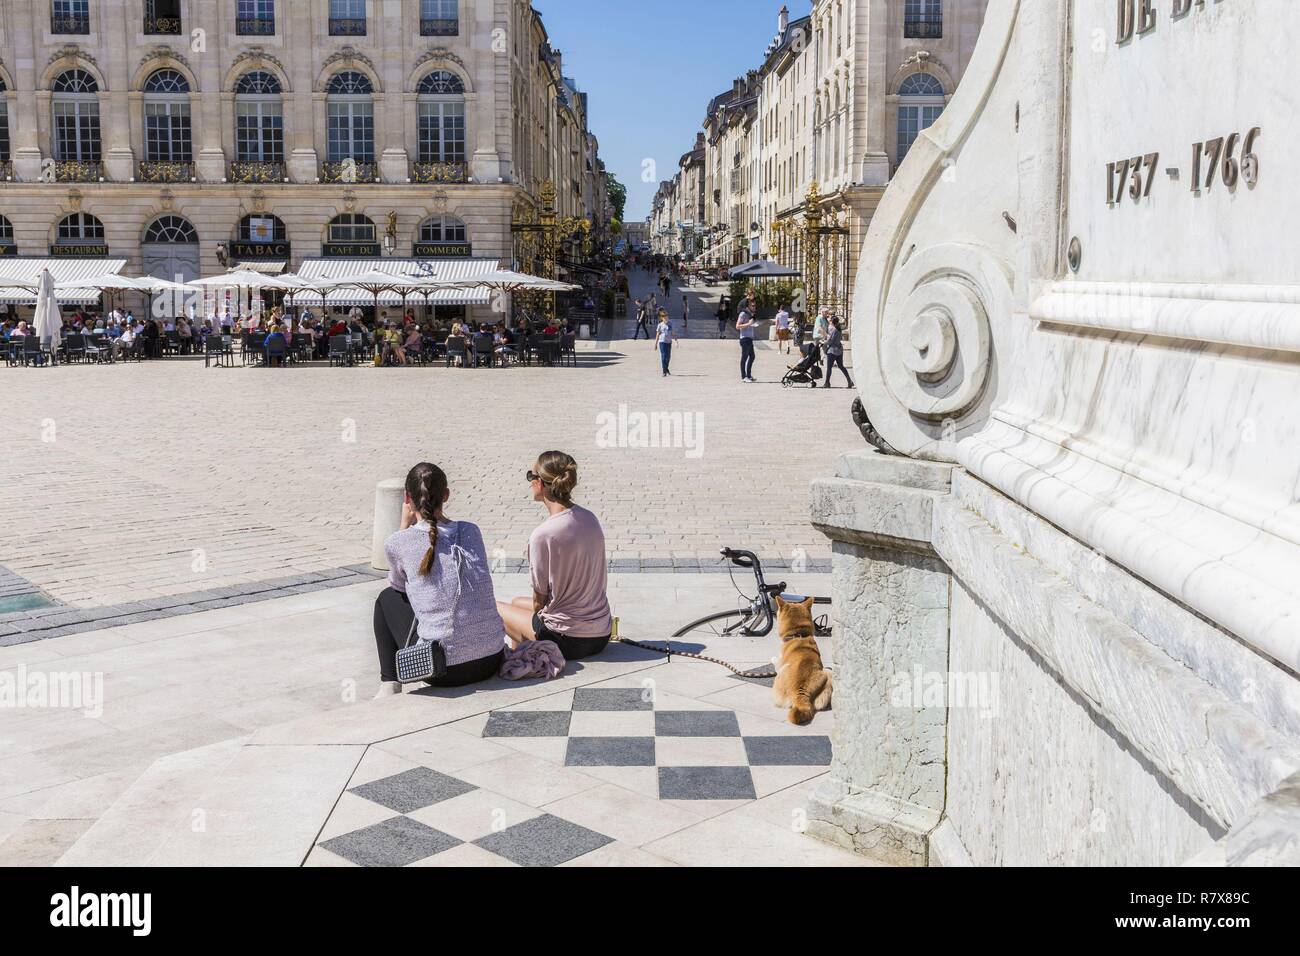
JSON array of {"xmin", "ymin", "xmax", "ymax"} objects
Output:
[{"xmin": 778, "ymin": 5, "xmax": 789, "ymax": 34}]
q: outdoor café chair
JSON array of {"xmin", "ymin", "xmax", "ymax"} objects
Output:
[
  {"xmin": 63, "ymin": 333, "xmax": 86, "ymax": 363},
  {"xmin": 445, "ymin": 336, "xmax": 469, "ymax": 368},
  {"xmin": 21, "ymin": 337, "xmax": 44, "ymax": 367},
  {"xmin": 472, "ymin": 335, "xmax": 495, "ymax": 368},
  {"xmin": 264, "ymin": 338, "xmax": 289, "ymax": 368},
  {"xmin": 3, "ymin": 340, "xmax": 18, "ymax": 367},
  {"xmin": 327, "ymin": 335, "xmax": 351, "ymax": 367},
  {"xmin": 204, "ymin": 334, "xmax": 232, "ymax": 368},
  {"xmin": 560, "ymin": 332, "xmax": 577, "ymax": 367}
]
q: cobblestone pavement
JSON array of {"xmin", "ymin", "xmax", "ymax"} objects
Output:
[{"xmin": 0, "ymin": 269, "xmax": 861, "ymax": 609}]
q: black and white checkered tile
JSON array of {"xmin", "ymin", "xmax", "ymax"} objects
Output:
[{"xmin": 317, "ymin": 686, "xmax": 831, "ymax": 866}]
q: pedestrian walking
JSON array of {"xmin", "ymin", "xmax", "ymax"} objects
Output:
[
  {"xmin": 793, "ymin": 310, "xmax": 806, "ymax": 351},
  {"xmin": 632, "ymin": 298, "xmax": 651, "ymax": 340},
  {"xmin": 813, "ymin": 307, "xmax": 830, "ymax": 349},
  {"xmin": 822, "ymin": 316, "xmax": 854, "ymax": 388},
  {"xmin": 654, "ymin": 308, "xmax": 676, "ymax": 377},
  {"xmin": 716, "ymin": 296, "xmax": 730, "ymax": 338},
  {"xmin": 737, "ymin": 306, "xmax": 757, "ymax": 382},
  {"xmin": 774, "ymin": 304, "xmax": 792, "ymax": 354},
  {"xmin": 681, "ymin": 294, "xmax": 689, "ymax": 331}
]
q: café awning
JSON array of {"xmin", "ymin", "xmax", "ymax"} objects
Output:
[
  {"xmin": 292, "ymin": 257, "xmax": 498, "ymax": 306},
  {"xmin": 0, "ymin": 256, "xmax": 129, "ymax": 305}
]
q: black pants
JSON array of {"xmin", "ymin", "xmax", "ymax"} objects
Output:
[
  {"xmin": 531, "ymin": 613, "xmax": 610, "ymax": 660},
  {"xmin": 633, "ymin": 317, "xmax": 650, "ymax": 340},
  {"xmin": 824, "ymin": 351, "xmax": 853, "ymax": 387},
  {"xmin": 740, "ymin": 338, "xmax": 756, "ymax": 379},
  {"xmin": 373, "ymin": 588, "xmax": 503, "ymax": 686}
]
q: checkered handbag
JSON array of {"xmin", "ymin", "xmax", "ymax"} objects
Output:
[{"xmin": 394, "ymin": 522, "xmax": 463, "ymax": 684}]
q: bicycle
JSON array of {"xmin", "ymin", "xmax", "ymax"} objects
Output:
[{"xmin": 671, "ymin": 547, "xmax": 832, "ymax": 640}]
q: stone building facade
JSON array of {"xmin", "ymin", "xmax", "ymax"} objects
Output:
[
  {"xmin": 655, "ymin": 0, "xmax": 988, "ymax": 324},
  {"xmin": 0, "ymin": 0, "xmax": 609, "ymax": 312}
]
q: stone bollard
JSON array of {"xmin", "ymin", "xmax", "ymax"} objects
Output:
[{"xmin": 370, "ymin": 478, "xmax": 405, "ymax": 571}]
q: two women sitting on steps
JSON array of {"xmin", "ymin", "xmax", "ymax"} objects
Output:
[{"xmin": 371, "ymin": 452, "xmax": 612, "ymax": 698}]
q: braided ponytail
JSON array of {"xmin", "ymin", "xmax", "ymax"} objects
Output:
[{"xmin": 404, "ymin": 463, "xmax": 449, "ymax": 576}]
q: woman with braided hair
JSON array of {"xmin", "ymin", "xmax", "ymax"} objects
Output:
[
  {"xmin": 372, "ymin": 463, "xmax": 507, "ymax": 698},
  {"xmin": 497, "ymin": 451, "xmax": 613, "ymax": 661}
]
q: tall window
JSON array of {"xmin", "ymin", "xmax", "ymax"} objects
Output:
[
  {"xmin": 0, "ymin": 216, "xmax": 14, "ymax": 250},
  {"xmin": 56, "ymin": 212, "xmax": 104, "ymax": 244},
  {"xmin": 896, "ymin": 73, "xmax": 945, "ymax": 166},
  {"xmin": 0, "ymin": 77, "xmax": 9, "ymax": 163},
  {"xmin": 419, "ymin": 216, "xmax": 466, "ymax": 243},
  {"xmin": 144, "ymin": 0, "xmax": 181, "ymax": 34},
  {"xmin": 51, "ymin": 0, "xmax": 90, "ymax": 34},
  {"xmin": 143, "ymin": 70, "xmax": 192, "ymax": 163},
  {"xmin": 52, "ymin": 69, "xmax": 101, "ymax": 163},
  {"xmin": 234, "ymin": 71, "xmax": 284, "ymax": 163},
  {"xmin": 416, "ymin": 71, "xmax": 466, "ymax": 165},
  {"xmin": 420, "ymin": 0, "xmax": 458, "ymax": 36},
  {"xmin": 329, "ymin": 0, "xmax": 367, "ymax": 36},
  {"xmin": 327, "ymin": 214, "xmax": 375, "ymax": 244},
  {"xmin": 238, "ymin": 213, "xmax": 286, "ymax": 242},
  {"xmin": 236, "ymin": 0, "xmax": 275, "ymax": 35},
  {"xmin": 326, "ymin": 71, "xmax": 374, "ymax": 163},
  {"xmin": 904, "ymin": 0, "xmax": 943, "ymax": 39}
]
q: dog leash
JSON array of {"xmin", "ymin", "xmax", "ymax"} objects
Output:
[{"xmin": 612, "ymin": 637, "xmax": 777, "ymax": 680}]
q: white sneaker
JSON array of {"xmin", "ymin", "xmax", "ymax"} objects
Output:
[{"xmin": 373, "ymin": 681, "xmax": 402, "ymax": 700}]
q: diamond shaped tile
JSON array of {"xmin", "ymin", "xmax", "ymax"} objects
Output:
[
  {"xmin": 319, "ymin": 816, "xmax": 461, "ymax": 867},
  {"xmin": 349, "ymin": 767, "xmax": 477, "ymax": 813},
  {"xmin": 483, "ymin": 710, "xmax": 572, "ymax": 737},
  {"xmin": 474, "ymin": 813, "xmax": 613, "ymax": 866}
]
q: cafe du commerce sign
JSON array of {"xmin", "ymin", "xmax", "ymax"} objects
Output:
[
  {"xmin": 412, "ymin": 241, "xmax": 472, "ymax": 259},
  {"xmin": 322, "ymin": 242, "xmax": 382, "ymax": 258}
]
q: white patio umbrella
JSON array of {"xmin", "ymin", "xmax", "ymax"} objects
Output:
[
  {"xmin": 33, "ymin": 269, "xmax": 63, "ymax": 362},
  {"xmin": 54, "ymin": 273, "xmax": 150, "ymax": 293},
  {"xmin": 188, "ymin": 270, "xmax": 297, "ymax": 324},
  {"xmin": 429, "ymin": 269, "xmax": 582, "ymax": 294},
  {"xmin": 312, "ymin": 270, "xmax": 432, "ymax": 324}
]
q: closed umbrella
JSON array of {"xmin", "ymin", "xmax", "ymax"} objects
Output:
[{"xmin": 33, "ymin": 269, "xmax": 63, "ymax": 365}]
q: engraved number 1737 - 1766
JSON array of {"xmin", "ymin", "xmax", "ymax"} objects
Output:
[
  {"xmin": 1106, "ymin": 153, "xmax": 1159, "ymax": 205},
  {"xmin": 1191, "ymin": 128, "xmax": 1261, "ymax": 192}
]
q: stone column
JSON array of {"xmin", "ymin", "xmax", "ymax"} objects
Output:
[
  {"xmin": 102, "ymin": 10, "xmax": 135, "ymax": 182},
  {"xmin": 286, "ymin": 2, "xmax": 320, "ymax": 182},
  {"xmin": 858, "ymin": 0, "xmax": 891, "ymax": 185},
  {"xmin": 192, "ymin": 0, "xmax": 227, "ymax": 181},
  {"xmin": 806, "ymin": 449, "xmax": 953, "ymax": 866},
  {"xmin": 469, "ymin": 0, "xmax": 504, "ymax": 182}
]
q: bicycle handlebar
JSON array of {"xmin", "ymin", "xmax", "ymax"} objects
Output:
[{"xmin": 720, "ymin": 547, "xmax": 758, "ymax": 569}]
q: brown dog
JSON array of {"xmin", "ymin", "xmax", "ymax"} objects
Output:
[{"xmin": 772, "ymin": 595, "xmax": 833, "ymax": 724}]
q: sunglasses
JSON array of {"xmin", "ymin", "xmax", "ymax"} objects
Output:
[{"xmin": 526, "ymin": 470, "xmax": 541, "ymax": 483}]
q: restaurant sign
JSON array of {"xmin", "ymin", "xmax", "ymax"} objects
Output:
[
  {"xmin": 322, "ymin": 242, "xmax": 381, "ymax": 258},
  {"xmin": 0, "ymin": 244, "xmax": 16, "ymax": 257},
  {"xmin": 230, "ymin": 241, "xmax": 291, "ymax": 260},
  {"xmin": 412, "ymin": 242, "xmax": 472, "ymax": 259},
  {"xmin": 50, "ymin": 244, "xmax": 110, "ymax": 257}
]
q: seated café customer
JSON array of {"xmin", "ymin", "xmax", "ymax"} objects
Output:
[
  {"xmin": 497, "ymin": 451, "xmax": 612, "ymax": 661},
  {"xmin": 373, "ymin": 463, "xmax": 507, "ymax": 697}
]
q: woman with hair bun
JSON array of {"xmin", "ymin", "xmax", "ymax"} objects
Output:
[
  {"xmin": 371, "ymin": 463, "xmax": 507, "ymax": 698},
  {"xmin": 497, "ymin": 451, "xmax": 613, "ymax": 661}
]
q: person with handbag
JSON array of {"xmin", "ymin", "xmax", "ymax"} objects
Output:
[{"xmin": 372, "ymin": 463, "xmax": 507, "ymax": 698}]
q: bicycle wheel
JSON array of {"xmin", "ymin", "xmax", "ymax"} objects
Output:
[{"xmin": 672, "ymin": 606, "xmax": 773, "ymax": 640}]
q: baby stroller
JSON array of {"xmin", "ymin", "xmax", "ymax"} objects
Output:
[{"xmin": 782, "ymin": 342, "xmax": 823, "ymax": 388}]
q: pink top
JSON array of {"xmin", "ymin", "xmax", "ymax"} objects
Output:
[{"xmin": 529, "ymin": 505, "xmax": 612, "ymax": 638}]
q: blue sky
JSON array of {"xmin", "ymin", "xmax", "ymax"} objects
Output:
[{"xmin": 533, "ymin": 0, "xmax": 812, "ymax": 223}]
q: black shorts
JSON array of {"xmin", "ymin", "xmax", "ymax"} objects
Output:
[{"xmin": 532, "ymin": 613, "xmax": 610, "ymax": 661}]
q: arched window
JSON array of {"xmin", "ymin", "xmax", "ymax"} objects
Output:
[
  {"xmin": 56, "ymin": 212, "xmax": 105, "ymax": 244},
  {"xmin": 234, "ymin": 70, "xmax": 284, "ymax": 164},
  {"xmin": 418, "ymin": 215, "xmax": 466, "ymax": 243},
  {"xmin": 52, "ymin": 69, "xmax": 101, "ymax": 163},
  {"xmin": 0, "ymin": 76, "xmax": 9, "ymax": 164},
  {"xmin": 144, "ymin": 215, "xmax": 198, "ymax": 244},
  {"xmin": 416, "ymin": 70, "xmax": 466, "ymax": 166},
  {"xmin": 238, "ymin": 213, "xmax": 286, "ymax": 243},
  {"xmin": 897, "ymin": 73, "xmax": 945, "ymax": 166},
  {"xmin": 143, "ymin": 69, "xmax": 192, "ymax": 163},
  {"xmin": 326, "ymin": 71, "xmax": 374, "ymax": 163},
  {"xmin": 327, "ymin": 213, "xmax": 375, "ymax": 244}
]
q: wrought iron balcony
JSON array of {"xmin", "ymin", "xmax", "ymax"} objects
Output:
[
  {"xmin": 320, "ymin": 160, "xmax": 379, "ymax": 183},
  {"xmin": 236, "ymin": 16, "xmax": 275, "ymax": 35},
  {"xmin": 138, "ymin": 160, "xmax": 194, "ymax": 182},
  {"xmin": 51, "ymin": 13, "xmax": 90, "ymax": 34},
  {"xmin": 229, "ymin": 160, "xmax": 286, "ymax": 183},
  {"xmin": 144, "ymin": 16, "xmax": 181, "ymax": 35},
  {"xmin": 328, "ymin": 17, "xmax": 367, "ymax": 36},
  {"xmin": 904, "ymin": 15, "xmax": 943, "ymax": 39},
  {"xmin": 53, "ymin": 160, "xmax": 104, "ymax": 182},
  {"xmin": 420, "ymin": 18, "xmax": 458, "ymax": 36},
  {"xmin": 411, "ymin": 161, "xmax": 468, "ymax": 184},
  {"xmin": 730, "ymin": 169, "xmax": 742, "ymax": 192}
]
